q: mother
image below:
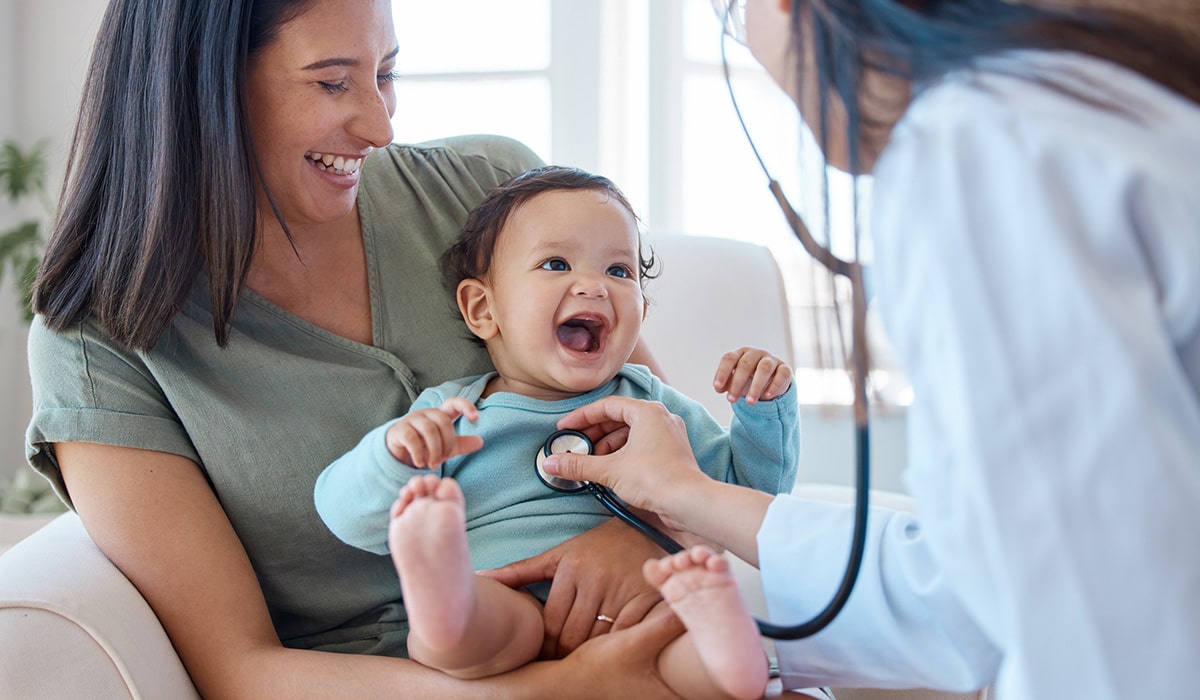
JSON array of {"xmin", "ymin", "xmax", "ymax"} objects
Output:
[{"xmin": 27, "ymin": 0, "xmax": 681, "ymax": 696}]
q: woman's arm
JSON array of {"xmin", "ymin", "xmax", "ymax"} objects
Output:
[
  {"xmin": 57, "ymin": 442, "xmax": 684, "ymax": 698},
  {"xmin": 629, "ymin": 336, "xmax": 668, "ymax": 381}
]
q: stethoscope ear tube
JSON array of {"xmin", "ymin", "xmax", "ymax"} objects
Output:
[
  {"xmin": 536, "ymin": 426, "xmax": 870, "ymax": 640},
  {"xmin": 754, "ymin": 424, "xmax": 870, "ymax": 640}
]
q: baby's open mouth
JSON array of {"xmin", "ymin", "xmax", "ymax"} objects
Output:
[{"xmin": 556, "ymin": 317, "xmax": 605, "ymax": 354}]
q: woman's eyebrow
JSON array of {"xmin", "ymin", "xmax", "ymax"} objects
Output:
[{"xmin": 302, "ymin": 46, "xmax": 399, "ymax": 71}]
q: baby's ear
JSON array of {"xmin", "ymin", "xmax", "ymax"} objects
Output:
[{"xmin": 457, "ymin": 278, "xmax": 498, "ymax": 340}]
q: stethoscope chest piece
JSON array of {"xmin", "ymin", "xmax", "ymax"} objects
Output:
[{"xmin": 535, "ymin": 429, "xmax": 594, "ymax": 493}]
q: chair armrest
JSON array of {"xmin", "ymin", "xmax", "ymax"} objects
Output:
[{"xmin": 0, "ymin": 512, "xmax": 199, "ymax": 699}]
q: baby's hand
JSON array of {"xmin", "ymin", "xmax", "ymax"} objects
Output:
[
  {"xmin": 713, "ymin": 346, "xmax": 793, "ymax": 405},
  {"xmin": 385, "ymin": 397, "xmax": 483, "ymax": 468}
]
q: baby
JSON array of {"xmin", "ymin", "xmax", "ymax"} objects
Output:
[{"xmin": 316, "ymin": 166, "xmax": 798, "ymax": 699}]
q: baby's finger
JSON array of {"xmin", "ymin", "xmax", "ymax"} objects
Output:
[
  {"xmin": 408, "ymin": 414, "xmax": 451, "ymax": 467},
  {"xmin": 439, "ymin": 396, "xmax": 480, "ymax": 423},
  {"xmin": 712, "ymin": 350, "xmax": 742, "ymax": 393},
  {"xmin": 745, "ymin": 356, "xmax": 779, "ymax": 403},
  {"xmin": 725, "ymin": 350, "xmax": 762, "ymax": 402},
  {"xmin": 767, "ymin": 364, "xmax": 794, "ymax": 399},
  {"xmin": 452, "ymin": 435, "xmax": 484, "ymax": 458}
]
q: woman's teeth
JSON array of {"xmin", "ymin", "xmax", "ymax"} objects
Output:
[{"xmin": 305, "ymin": 152, "xmax": 362, "ymax": 175}]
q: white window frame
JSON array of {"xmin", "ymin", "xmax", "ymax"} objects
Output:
[{"xmin": 392, "ymin": 1, "xmax": 901, "ymax": 401}]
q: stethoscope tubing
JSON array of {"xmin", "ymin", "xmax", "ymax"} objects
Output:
[
  {"xmin": 708, "ymin": 0, "xmax": 872, "ymax": 639},
  {"xmin": 586, "ymin": 482, "xmax": 686, "ymax": 556},
  {"xmin": 537, "ymin": 427, "xmax": 870, "ymax": 640}
]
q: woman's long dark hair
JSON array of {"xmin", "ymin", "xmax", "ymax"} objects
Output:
[
  {"xmin": 33, "ymin": 0, "xmax": 312, "ymax": 351},
  {"xmin": 797, "ymin": 0, "xmax": 1200, "ymax": 174}
]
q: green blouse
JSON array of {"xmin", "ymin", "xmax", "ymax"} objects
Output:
[{"xmin": 25, "ymin": 135, "xmax": 543, "ymax": 656}]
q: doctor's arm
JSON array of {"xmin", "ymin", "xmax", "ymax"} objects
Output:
[{"xmin": 543, "ymin": 398, "xmax": 1001, "ymax": 692}]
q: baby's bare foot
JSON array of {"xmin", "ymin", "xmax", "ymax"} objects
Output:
[
  {"xmin": 389, "ymin": 475, "xmax": 474, "ymax": 653},
  {"xmin": 645, "ymin": 546, "xmax": 768, "ymax": 700}
]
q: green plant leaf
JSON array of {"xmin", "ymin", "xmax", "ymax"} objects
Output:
[
  {"xmin": 0, "ymin": 139, "xmax": 48, "ymax": 202},
  {"xmin": 0, "ymin": 220, "xmax": 41, "ymax": 285},
  {"xmin": 0, "ymin": 220, "xmax": 40, "ymax": 259},
  {"xmin": 0, "ymin": 137, "xmax": 48, "ymax": 322},
  {"xmin": 19, "ymin": 253, "xmax": 38, "ymax": 322}
]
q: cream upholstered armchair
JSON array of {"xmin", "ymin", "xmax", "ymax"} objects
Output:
[{"xmin": 0, "ymin": 233, "xmax": 987, "ymax": 700}]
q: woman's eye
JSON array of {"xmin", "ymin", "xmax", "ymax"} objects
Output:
[
  {"xmin": 606, "ymin": 264, "xmax": 632, "ymax": 279},
  {"xmin": 540, "ymin": 258, "xmax": 569, "ymax": 272},
  {"xmin": 378, "ymin": 70, "xmax": 400, "ymax": 85},
  {"xmin": 319, "ymin": 81, "xmax": 348, "ymax": 94}
]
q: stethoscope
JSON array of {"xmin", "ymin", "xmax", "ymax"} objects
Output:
[
  {"xmin": 536, "ymin": 423, "xmax": 869, "ymax": 641},
  {"xmin": 535, "ymin": 430, "xmax": 688, "ymax": 556}
]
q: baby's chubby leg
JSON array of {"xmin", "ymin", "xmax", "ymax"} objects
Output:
[
  {"xmin": 646, "ymin": 546, "xmax": 769, "ymax": 700},
  {"xmin": 389, "ymin": 475, "xmax": 543, "ymax": 679}
]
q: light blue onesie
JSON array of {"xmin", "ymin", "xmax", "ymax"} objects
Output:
[{"xmin": 315, "ymin": 364, "xmax": 798, "ymax": 575}]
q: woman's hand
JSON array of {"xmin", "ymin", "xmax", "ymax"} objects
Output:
[
  {"xmin": 480, "ymin": 518, "xmax": 669, "ymax": 659},
  {"xmin": 538, "ymin": 609, "xmax": 686, "ymax": 699}
]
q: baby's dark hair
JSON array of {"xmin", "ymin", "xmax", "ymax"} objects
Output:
[{"xmin": 442, "ymin": 165, "xmax": 658, "ymax": 295}]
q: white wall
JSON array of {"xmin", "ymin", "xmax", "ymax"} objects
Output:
[{"xmin": 0, "ymin": 0, "xmax": 107, "ymax": 480}]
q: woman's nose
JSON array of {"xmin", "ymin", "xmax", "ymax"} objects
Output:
[{"xmin": 352, "ymin": 84, "xmax": 395, "ymax": 148}]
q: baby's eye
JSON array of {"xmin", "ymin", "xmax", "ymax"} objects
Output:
[
  {"xmin": 606, "ymin": 264, "xmax": 633, "ymax": 279},
  {"xmin": 540, "ymin": 258, "xmax": 570, "ymax": 271}
]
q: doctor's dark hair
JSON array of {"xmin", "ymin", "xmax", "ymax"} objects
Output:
[
  {"xmin": 441, "ymin": 166, "xmax": 659, "ymax": 295},
  {"xmin": 792, "ymin": 0, "xmax": 1200, "ymax": 175},
  {"xmin": 33, "ymin": 0, "xmax": 315, "ymax": 351}
]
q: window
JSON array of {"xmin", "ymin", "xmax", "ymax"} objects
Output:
[{"xmin": 392, "ymin": 0, "xmax": 904, "ymax": 404}]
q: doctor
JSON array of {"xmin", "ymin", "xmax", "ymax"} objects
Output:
[{"xmin": 535, "ymin": 0, "xmax": 1200, "ymax": 698}]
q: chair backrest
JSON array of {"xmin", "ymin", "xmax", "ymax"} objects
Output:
[{"xmin": 639, "ymin": 232, "xmax": 794, "ymax": 426}]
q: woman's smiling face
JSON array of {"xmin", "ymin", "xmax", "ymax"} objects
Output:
[{"xmin": 244, "ymin": 0, "xmax": 398, "ymax": 229}]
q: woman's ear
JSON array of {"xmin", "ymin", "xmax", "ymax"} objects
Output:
[{"xmin": 457, "ymin": 278, "xmax": 498, "ymax": 341}]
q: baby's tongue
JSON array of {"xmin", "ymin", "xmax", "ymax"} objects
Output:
[{"xmin": 557, "ymin": 325, "xmax": 593, "ymax": 352}]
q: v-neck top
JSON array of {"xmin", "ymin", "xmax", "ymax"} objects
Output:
[{"xmin": 25, "ymin": 135, "xmax": 543, "ymax": 656}]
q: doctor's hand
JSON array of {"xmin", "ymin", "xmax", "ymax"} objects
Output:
[
  {"xmin": 714, "ymin": 345, "xmax": 793, "ymax": 405},
  {"xmin": 384, "ymin": 397, "xmax": 483, "ymax": 468},
  {"xmin": 479, "ymin": 517, "xmax": 667, "ymax": 659},
  {"xmin": 543, "ymin": 397, "xmax": 711, "ymax": 528}
]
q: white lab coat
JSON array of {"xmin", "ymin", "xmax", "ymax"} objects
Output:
[{"xmin": 759, "ymin": 51, "xmax": 1200, "ymax": 699}]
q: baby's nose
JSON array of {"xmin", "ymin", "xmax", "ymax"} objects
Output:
[{"xmin": 572, "ymin": 274, "xmax": 609, "ymax": 298}]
